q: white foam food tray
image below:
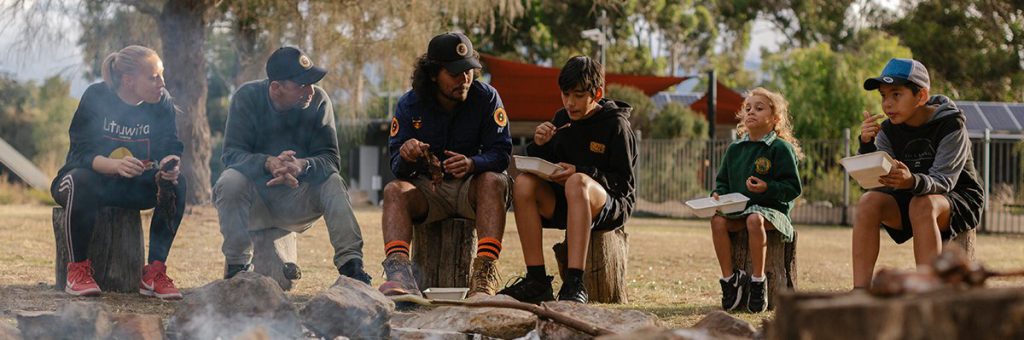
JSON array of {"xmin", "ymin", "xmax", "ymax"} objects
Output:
[
  {"xmin": 423, "ymin": 287, "xmax": 469, "ymax": 300},
  {"xmin": 840, "ymin": 151, "xmax": 895, "ymax": 189},
  {"xmin": 513, "ymin": 156, "xmax": 563, "ymax": 181},
  {"xmin": 685, "ymin": 193, "xmax": 750, "ymax": 218}
]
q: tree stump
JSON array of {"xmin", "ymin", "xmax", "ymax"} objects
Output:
[
  {"xmin": 250, "ymin": 227, "xmax": 298, "ymax": 291},
  {"xmin": 553, "ymin": 228, "xmax": 629, "ymax": 303},
  {"xmin": 945, "ymin": 228, "xmax": 976, "ymax": 260},
  {"xmin": 769, "ymin": 288, "xmax": 1024, "ymax": 340},
  {"xmin": 728, "ymin": 229, "xmax": 798, "ymax": 310},
  {"xmin": 412, "ymin": 218, "xmax": 476, "ymax": 289},
  {"xmin": 52, "ymin": 207, "xmax": 144, "ymax": 293}
]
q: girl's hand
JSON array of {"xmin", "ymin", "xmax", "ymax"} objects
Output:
[
  {"xmin": 746, "ymin": 176, "xmax": 767, "ymax": 194},
  {"xmin": 711, "ymin": 192, "xmax": 720, "ymax": 201}
]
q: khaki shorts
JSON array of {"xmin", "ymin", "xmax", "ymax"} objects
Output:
[{"xmin": 408, "ymin": 172, "xmax": 512, "ymax": 224}]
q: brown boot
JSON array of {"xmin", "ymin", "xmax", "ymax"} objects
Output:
[
  {"xmin": 380, "ymin": 253, "xmax": 422, "ymax": 297},
  {"xmin": 468, "ymin": 256, "xmax": 500, "ymax": 297}
]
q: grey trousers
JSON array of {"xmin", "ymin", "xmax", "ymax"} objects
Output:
[{"xmin": 213, "ymin": 169, "xmax": 364, "ymax": 269}]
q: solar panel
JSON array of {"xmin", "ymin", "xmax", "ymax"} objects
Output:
[
  {"xmin": 959, "ymin": 104, "xmax": 990, "ymax": 131},
  {"xmin": 1008, "ymin": 104, "xmax": 1024, "ymax": 129},
  {"xmin": 977, "ymin": 103, "xmax": 1020, "ymax": 131}
]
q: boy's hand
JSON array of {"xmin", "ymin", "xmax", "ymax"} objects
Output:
[
  {"xmin": 534, "ymin": 122, "xmax": 557, "ymax": 146},
  {"xmin": 860, "ymin": 111, "xmax": 885, "ymax": 144},
  {"xmin": 443, "ymin": 150, "xmax": 475, "ymax": 179},
  {"xmin": 746, "ymin": 176, "xmax": 768, "ymax": 194},
  {"xmin": 400, "ymin": 139, "xmax": 430, "ymax": 162},
  {"xmin": 549, "ymin": 162, "xmax": 575, "ymax": 184},
  {"xmin": 880, "ymin": 160, "xmax": 915, "ymax": 189}
]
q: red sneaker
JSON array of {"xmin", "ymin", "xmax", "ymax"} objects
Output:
[
  {"xmin": 65, "ymin": 259, "xmax": 101, "ymax": 297},
  {"xmin": 140, "ymin": 261, "xmax": 182, "ymax": 300}
]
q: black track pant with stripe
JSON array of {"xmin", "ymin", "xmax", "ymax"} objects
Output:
[{"xmin": 51, "ymin": 168, "xmax": 186, "ymax": 264}]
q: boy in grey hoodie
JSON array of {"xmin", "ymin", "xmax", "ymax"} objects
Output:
[{"xmin": 853, "ymin": 58, "xmax": 984, "ymax": 289}]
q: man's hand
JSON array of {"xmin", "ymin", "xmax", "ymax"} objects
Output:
[
  {"xmin": 400, "ymin": 139, "xmax": 430, "ymax": 162},
  {"xmin": 746, "ymin": 176, "xmax": 767, "ymax": 194},
  {"xmin": 266, "ymin": 150, "xmax": 304, "ymax": 189},
  {"xmin": 549, "ymin": 162, "xmax": 575, "ymax": 185},
  {"xmin": 158, "ymin": 155, "xmax": 181, "ymax": 184},
  {"xmin": 880, "ymin": 160, "xmax": 915, "ymax": 189},
  {"xmin": 443, "ymin": 150, "xmax": 475, "ymax": 179},
  {"xmin": 860, "ymin": 111, "xmax": 885, "ymax": 144},
  {"xmin": 266, "ymin": 173, "xmax": 299, "ymax": 188},
  {"xmin": 534, "ymin": 122, "xmax": 557, "ymax": 146}
]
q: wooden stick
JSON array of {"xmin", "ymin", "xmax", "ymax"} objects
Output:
[{"xmin": 389, "ymin": 295, "xmax": 617, "ymax": 336}]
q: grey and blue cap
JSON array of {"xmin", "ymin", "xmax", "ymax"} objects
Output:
[{"xmin": 863, "ymin": 58, "xmax": 930, "ymax": 91}]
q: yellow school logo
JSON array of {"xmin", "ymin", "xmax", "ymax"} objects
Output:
[
  {"xmin": 109, "ymin": 147, "xmax": 133, "ymax": 159},
  {"xmin": 389, "ymin": 117, "xmax": 400, "ymax": 137},
  {"xmin": 493, "ymin": 107, "xmax": 508, "ymax": 127},
  {"xmin": 755, "ymin": 157, "xmax": 771, "ymax": 175},
  {"xmin": 589, "ymin": 141, "xmax": 606, "ymax": 154}
]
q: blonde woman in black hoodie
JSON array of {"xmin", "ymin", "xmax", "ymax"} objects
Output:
[
  {"xmin": 499, "ymin": 56, "xmax": 637, "ymax": 304},
  {"xmin": 52, "ymin": 45, "xmax": 184, "ymax": 299}
]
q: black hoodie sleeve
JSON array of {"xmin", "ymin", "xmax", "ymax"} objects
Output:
[
  {"xmin": 64, "ymin": 92, "xmax": 103, "ymax": 171},
  {"xmin": 153, "ymin": 94, "xmax": 184, "ymax": 162},
  {"xmin": 525, "ymin": 111, "xmax": 568, "ymax": 162},
  {"xmin": 576, "ymin": 117, "xmax": 637, "ymax": 198}
]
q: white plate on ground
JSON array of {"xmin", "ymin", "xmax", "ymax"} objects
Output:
[
  {"xmin": 840, "ymin": 151, "xmax": 895, "ymax": 189},
  {"xmin": 423, "ymin": 287, "xmax": 469, "ymax": 300},
  {"xmin": 513, "ymin": 156, "xmax": 563, "ymax": 181}
]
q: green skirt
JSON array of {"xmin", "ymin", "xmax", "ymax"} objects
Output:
[{"xmin": 720, "ymin": 204, "xmax": 795, "ymax": 242}]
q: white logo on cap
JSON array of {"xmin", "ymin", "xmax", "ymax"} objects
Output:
[
  {"xmin": 299, "ymin": 55, "xmax": 312, "ymax": 69},
  {"xmin": 456, "ymin": 43, "xmax": 469, "ymax": 56},
  {"xmin": 883, "ymin": 76, "xmax": 893, "ymax": 83}
]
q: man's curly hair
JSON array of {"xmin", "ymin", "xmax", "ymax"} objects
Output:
[{"xmin": 410, "ymin": 52, "xmax": 479, "ymax": 101}]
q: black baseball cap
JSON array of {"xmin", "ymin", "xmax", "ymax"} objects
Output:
[
  {"xmin": 427, "ymin": 32, "xmax": 482, "ymax": 74},
  {"xmin": 864, "ymin": 58, "xmax": 930, "ymax": 91},
  {"xmin": 266, "ymin": 46, "xmax": 327, "ymax": 85}
]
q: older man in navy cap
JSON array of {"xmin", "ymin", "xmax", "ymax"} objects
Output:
[
  {"xmin": 214, "ymin": 46, "xmax": 371, "ymax": 284},
  {"xmin": 379, "ymin": 32, "xmax": 513, "ymax": 298}
]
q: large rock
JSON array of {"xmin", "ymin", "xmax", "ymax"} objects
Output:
[
  {"xmin": 168, "ymin": 272, "xmax": 302, "ymax": 339},
  {"xmin": 300, "ymin": 275, "xmax": 395, "ymax": 339},
  {"xmin": 537, "ymin": 301, "xmax": 662, "ymax": 339},
  {"xmin": 394, "ymin": 295, "xmax": 537, "ymax": 339},
  {"xmin": 596, "ymin": 327, "xmax": 746, "ymax": 340},
  {"xmin": 691, "ymin": 311, "xmax": 756, "ymax": 339},
  {"xmin": 109, "ymin": 314, "xmax": 164, "ymax": 340},
  {"xmin": 17, "ymin": 302, "xmax": 115, "ymax": 339},
  {"xmin": 1, "ymin": 322, "xmax": 22, "ymax": 340}
]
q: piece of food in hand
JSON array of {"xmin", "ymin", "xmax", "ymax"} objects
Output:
[
  {"xmin": 155, "ymin": 158, "xmax": 179, "ymax": 226},
  {"xmin": 421, "ymin": 152, "xmax": 443, "ymax": 192}
]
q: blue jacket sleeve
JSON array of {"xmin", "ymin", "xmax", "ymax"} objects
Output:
[
  {"xmin": 388, "ymin": 103, "xmax": 419, "ymax": 179},
  {"xmin": 468, "ymin": 92, "xmax": 512, "ymax": 174}
]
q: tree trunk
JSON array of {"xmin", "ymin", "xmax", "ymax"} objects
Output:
[
  {"xmin": 553, "ymin": 228, "xmax": 630, "ymax": 303},
  {"xmin": 729, "ymin": 229, "xmax": 798, "ymax": 310},
  {"xmin": 412, "ymin": 218, "xmax": 476, "ymax": 289},
  {"xmin": 157, "ymin": 0, "xmax": 215, "ymax": 205},
  {"xmin": 769, "ymin": 289, "xmax": 1024, "ymax": 340},
  {"xmin": 53, "ymin": 207, "xmax": 143, "ymax": 293}
]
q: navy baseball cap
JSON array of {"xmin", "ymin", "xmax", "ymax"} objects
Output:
[
  {"xmin": 266, "ymin": 46, "xmax": 327, "ymax": 85},
  {"xmin": 864, "ymin": 58, "xmax": 930, "ymax": 90},
  {"xmin": 427, "ymin": 32, "xmax": 482, "ymax": 74}
]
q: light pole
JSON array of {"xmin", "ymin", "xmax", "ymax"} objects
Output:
[{"xmin": 581, "ymin": 10, "xmax": 609, "ymax": 68}]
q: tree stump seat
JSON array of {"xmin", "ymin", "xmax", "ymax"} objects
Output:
[
  {"xmin": 553, "ymin": 227, "xmax": 629, "ymax": 303},
  {"xmin": 728, "ymin": 229, "xmax": 798, "ymax": 310},
  {"xmin": 250, "ymin": 227, "xmax": 299, "ymax": 291},
  {"xmin": 412, "ymin": 218, "xmax": 476, "ymax": 289},
  {"xmin": 52, "ymin": 207, "xmax": 144, "ymax": 293}
]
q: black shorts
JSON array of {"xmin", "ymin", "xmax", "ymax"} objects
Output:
[
  {"xmin": 879, "ymin": 190, "xmax": 982, "ymax": 244},
  {"xmin": 540, "ymin": 181, "xmax": 628, "ymax": 231}
]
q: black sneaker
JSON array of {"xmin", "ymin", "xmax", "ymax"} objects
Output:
[
  {"xmin": 283, "ymin": 262, "xmax": 302, "ymax": 280},
  {"xmin": 719, "ymin": 269, "xmax": 748, "ymax": 311},
  {"xmin": 747, "ymin": 278, "xmax": 767, "ymax": 313},
  {"xmin": 556, "ymin": 276, "xmax": 588, "ymax": 304},
  {"xmin": 224, "ymin": 263, "xmax": 253, "ymax": 279},
  {"xmin": 497, "ymin": 276, "xmax": 555, "ymax": 304},
  {"xmin": 338, "ymin": 258, "xmax": 372, "ymax": 285}
]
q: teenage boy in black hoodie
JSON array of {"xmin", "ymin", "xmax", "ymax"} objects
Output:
[
  {"xmin": 853, "ymin": 58, "xmax": 985, "ymax": 289},
  {"xmin": 499, "ymin": 56, "xmax": 637, "ymax": 303}
]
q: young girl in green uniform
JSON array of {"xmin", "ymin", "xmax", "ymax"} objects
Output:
[{"xmin": 710, "ymin": 87, "xmax": 803, "ymax": 313}]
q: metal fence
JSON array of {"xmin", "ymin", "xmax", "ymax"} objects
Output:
[{"xmin": 635, "ymin": 129, "xmax": 1024, "ymax": 233}]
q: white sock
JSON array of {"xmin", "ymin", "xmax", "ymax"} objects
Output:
[
  {"xmin": 720, "ymin": 274, "xmax": 734, "ymax": 282},
  {"xmin": 751, "ymin": 275, "xmax": 766, "ymax": 282}
]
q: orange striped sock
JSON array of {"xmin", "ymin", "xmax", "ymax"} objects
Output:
[
  {"xmin": 385, "ymin": 240, "xmax": 410, "ymax": 257},
  {"xmin": 477, "ymin": 237, "xmax": 502, "ymax": 260}
]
